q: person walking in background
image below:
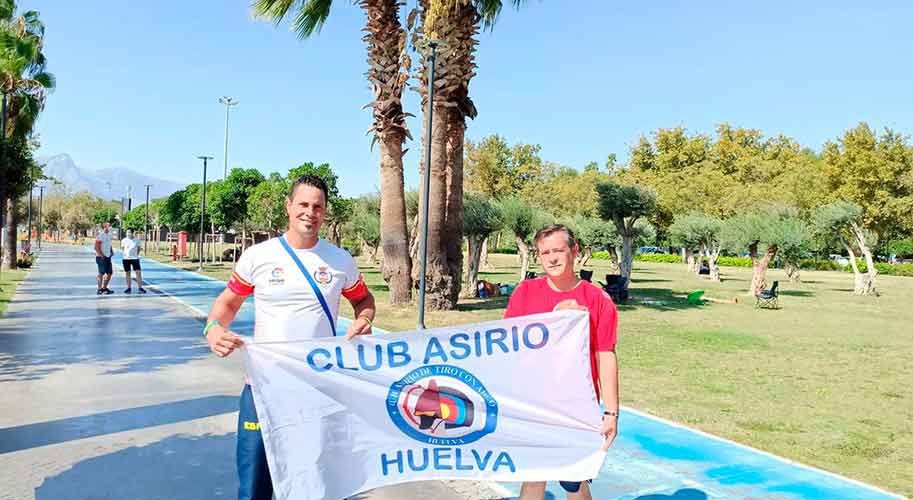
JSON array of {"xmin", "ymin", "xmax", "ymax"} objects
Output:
[
  {"xmin": 121, "ymin": 230, "xmax": 146, "ymax": 294},
  {"xmin": 94, "ymin": 223, "xmax": 115, "ymax": 295}
]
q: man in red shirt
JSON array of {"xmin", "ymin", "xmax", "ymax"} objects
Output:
[{"xmin": 504, "ymin": 224, "xmax": 619, "ymax": 500}]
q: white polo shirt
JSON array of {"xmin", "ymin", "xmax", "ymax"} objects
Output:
[
  {"xmin": 95, "ymin": 231, "xmax": 113, "ymax": 257},
  {"xmin": 228, "ymin": 237, "xmax": 369, "ymax": 342},
  {"xmin": 121, "ymin": 237, "xmax": 140, "ymax": 260}
]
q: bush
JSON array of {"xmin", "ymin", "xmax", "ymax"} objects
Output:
[
  {"xmin": 800, "ymin": 259, "xmax": 841, "ymax": 271},
  {"xmin": 848, "ymin": 260, "xmax": 913, "ymax": 277},
  {"xmin": 717, "ymin": 256, "xmax": 752, "ymax": 268},
  {"xmin": 633, "ymin": 253, "xmax": 681, "ymax": 264},
  {"xmin": 491, "ymin": 247, "xmax": 518, "ymax": 255}
]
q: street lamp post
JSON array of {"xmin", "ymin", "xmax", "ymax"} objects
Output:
[
  {"xmin": 26, "ymin": 178, "xmax": 33, "ymax": 247},
  {"xmin": 417, "ymin": 41, "xmax": 438, "ymax": 330},
  {"xmin": 219, "ymin": 96, "xmax": 239, "ymax": 180},
  {"xmin": 197, "ymin": 156, "xmax": 213, "ymax": 271},
  {"xmin": 144, "ymin": 184, "xmax": 152, "ymax": 256},
  {"xmin": 37, "ymin": 186, "xmax": 44, "ymax": 251}
]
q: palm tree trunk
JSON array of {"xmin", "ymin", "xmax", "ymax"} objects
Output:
[
  {"xmin": 418, "ymin": 100, "xmax": 455, "ymax": 310},
  {"xmin": 443, "ymin": 107, "xmax": 464, "ymax": 303},
  {"xmin": 4, "ymin": 199, "xmax": 18, "ymax": 270},
  {"xmin": 379, "ymin": 134, "xmax": 413, "ymax": 305},
  {"xmin": 361, "ymin": 0, "xmax": 413, "ymax": 305}
]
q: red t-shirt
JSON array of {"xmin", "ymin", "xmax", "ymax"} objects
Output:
[{"xmin": 503, "ymin": 277, "xmax": 618, "ymax": 400}]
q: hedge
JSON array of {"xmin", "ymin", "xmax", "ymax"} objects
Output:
[
  {"xmin": 849, "ymin": 261, "xmax": 913, "ymax": 277},
  {"xmin": 590, "ymin": 252, "xmax": 913, "ymax": 277}
]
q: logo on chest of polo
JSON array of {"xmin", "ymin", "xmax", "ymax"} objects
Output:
[
  {"xmin": 314, "ymin": 266, "xmax": 333, "ymax": 285},
  {"xmin": 269, "ymin": 266, "xmax": 285, "ymax": 286}
]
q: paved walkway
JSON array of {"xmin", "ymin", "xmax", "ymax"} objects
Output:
[
  {"xmin": 0, "ymin": 244, "xmax": 905, "ymax": 500},
  {"xmin": 0, "ymin": 244, "xmax": 475, "ymax": 500}
]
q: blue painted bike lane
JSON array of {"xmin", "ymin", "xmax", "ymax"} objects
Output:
[{"xmin": 130, "ymin": 249, "xmax": 904, "ymax": 500}]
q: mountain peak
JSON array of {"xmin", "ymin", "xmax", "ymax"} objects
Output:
[{"xmin": 38, "ymin": 153, "xmax": 186, "ymax": 201}]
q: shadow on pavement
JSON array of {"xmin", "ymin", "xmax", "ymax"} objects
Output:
[
  {"xmin": 35, "ymin": 432, "xmax": 237, "ymax": 500},
  {"xmin": 0, "ymin": 395, "xmax": 237, "ymax": 454}
]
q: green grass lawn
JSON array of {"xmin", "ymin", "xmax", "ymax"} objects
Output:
[
  {"xmin": 0, "ymin": 267, "xmax": 29, "ymax": 317},
  {"xmin": 144, "ymin": 245, "xmax": 913, "ymax": 496}
]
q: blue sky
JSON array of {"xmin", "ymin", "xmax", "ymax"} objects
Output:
[{"xmin": 31, "ymin": 1, "xmax": 913, "ymax": 197}]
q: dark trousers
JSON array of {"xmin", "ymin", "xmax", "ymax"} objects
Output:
[{"xmin": 238, "ymin": 385, "xmax": 273, "ymax": 500}]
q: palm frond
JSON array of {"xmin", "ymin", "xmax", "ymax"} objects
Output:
[
  {"xmin": 0, "ymin": 0, "xmax": 14, "ymax": 22},
  {"xmin": 252, "ymin": 0, "xmax": 333, "ymax": 39},
  {"xmin": 33, "ymin": 70, "xmax": 53, "ymax": 90},
  {"xmin": 291, "ymin": 0, "xmax": 333, "ymax": 39},
  {"xmin": 252, "ymin": 0, "xmax": 298, "ymax": 22}
]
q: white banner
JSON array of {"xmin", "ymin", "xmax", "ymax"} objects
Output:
[{"xmin": 244, "ymin": 310, "xmax": 606, "ymax": 500}]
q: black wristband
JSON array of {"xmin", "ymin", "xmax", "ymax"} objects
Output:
[{"xmin": 603, "ymin": 410, "xmax": 618, "ymax": 418}]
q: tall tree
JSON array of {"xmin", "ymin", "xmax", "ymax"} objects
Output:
[
  {"xmin": 413, "ymin": 0, "xmax": 523, "ymax": 309},
  {"xmin": 497, "ymin": 196, "xmax": 536, "ymax": 281},
  {"xmin": 595, "ymin": 182, "xmax": 657, "ymax": 280},
  {"xmin": 722, "ymin": 204, "xmax": 809, "ymax": 295},
  {"xmin": 0, "ymin": 1, "xmax": 54, "ymax": 269},
  {"xmin": 247, "ymin": 174, "xmax": 289, "ymax": 237},
  {"xmin": 254, "ymin": 0, "xmax": 415, "ymax": 305},
  {"xmin": 564, "ymin": 215, "xmax": 619, "ymax": 268},
  {"xmin": 822, "ymin": 123, "xmax": 913, "ymax": 242},
  {"xmin": 670, "ymin": 213, "xmax": 726, "ymax": 281},
  {"xmin": 813, "ymin": 201, "xmax": 879, "ymax": 296},
  {"xmin": 462, "ymin": 192, "xmax": 501, "ymax": 297},
  {"xmin": 208, "ymin": 167, "xmax": 264, "ymax": 251}
]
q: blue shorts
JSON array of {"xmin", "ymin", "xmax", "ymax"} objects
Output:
[
  {"xmin": 560, "ymin": 480, "xmax": 592, "ymax": 493},
  {"xmin": 238, "ymin": 385, "xmax": 273, "ymax": 500},
  {"xmin": 95, "ymin": 256, "xmax": 113, "ymax": 275}
]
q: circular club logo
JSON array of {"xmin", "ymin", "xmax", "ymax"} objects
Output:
[
  {"xmin": 313, "ymin": 266, "xmax": 332, "ymax": 285},
  {"xmin": 387, "ymin": 364, "xmax": 498, "ymax": 445}
]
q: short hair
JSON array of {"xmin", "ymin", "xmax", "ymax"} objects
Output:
[
  {"xmin": 126, "ymin": 230, "xmax": 134, "ymax": 238},
  {"xmin": 288, "ymin": 175, "xmax": 329, "ymax": 204},
  {"xmin": 533, "ymin": 224, "xmax": 577, "ymax": 249}
]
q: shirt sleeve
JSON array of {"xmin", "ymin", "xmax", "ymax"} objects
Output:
[
  {"xmin": 341, "ymin": 254, "xmax": 369, "ymax": 302},
  {"xmin": 594, "ymin": 291, "xmax": 618, "ymax": 352},
  {"xmin": 503, "ymin": 282, "xmax": 527, "ymax": 319},
  {"xmin": 227, "ymin": 248, "xmax": 255, "ymax": 297}
]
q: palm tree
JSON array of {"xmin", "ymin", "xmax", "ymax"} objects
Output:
[
  {"xmin": 254, "ymin": 0, "xmax": 415, "ymax": 305},
  {"xmin": 412, "ymin": 0, "xmax": 519, "ymax": 309},
  {"xmin": 0, "ymin": 0, "xmax": 54, "ymax": 269}
]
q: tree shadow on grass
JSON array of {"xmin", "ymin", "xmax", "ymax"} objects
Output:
[
  {"xmin": 779, "ymin": 290, "xmax": 814, "ymax": 297},
  {"xmin": 368, "ymin": 284, "xmax": 390, "ymax": 293},
  {"xmin": 617, "ymin": 288, "xmax": 710, "ymax": 312},
  {"xmin": 457, "ymin": 297, "xmax": 510, "ymax": 312}
]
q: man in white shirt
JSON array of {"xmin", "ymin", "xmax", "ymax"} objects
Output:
[
  {"xmin": 203, "ymin": 175, "xmax": 376, "ymax": 500},
  {"xmin": 94, "ymin": 223, "xmax": 114, "ymax": 295},
  {"xmin": 121, "ymin": 230, "xmax": 146, "ymax": 294}
]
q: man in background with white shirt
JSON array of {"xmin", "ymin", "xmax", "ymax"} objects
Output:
[
  {"xmin": 94, "ymin": 223, "xmax": 115, "ymax": 295},
  {"xmin": 121, "ymin": 230, "xmax": 146, "ymax": 294}
]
